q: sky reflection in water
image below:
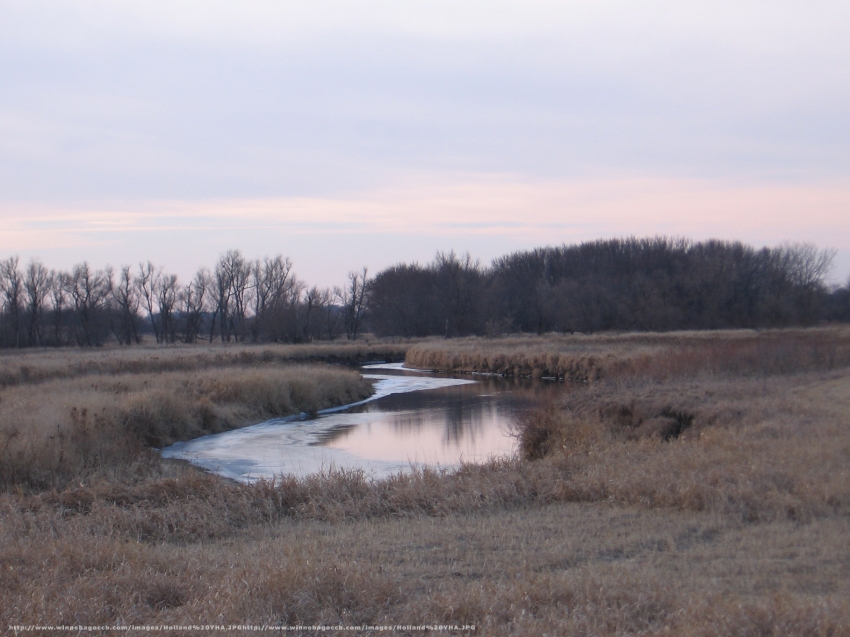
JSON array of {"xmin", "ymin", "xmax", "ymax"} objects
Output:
[{"xmin": 161, "ymin": 363, "xmax": 552, "ymax": 482}]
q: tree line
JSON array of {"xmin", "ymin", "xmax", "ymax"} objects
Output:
[
  {"xmin": 0, "ymin": 238, "xmax": 847, "ymax": 348},
  {"xmin": 0, "ymin": 250, "xmax": 369, "ymax": 348},
  {"xmin": 367, "ymin": 238, "xmax": 849, "ymax": 336}
]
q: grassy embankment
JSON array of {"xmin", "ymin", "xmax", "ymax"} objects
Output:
[
  {"xmin": 0, "ymin": 342, "xmax": 407, "ymax": 490},
  {"xmin": 3, "ymin": 331, "xmax": 850, "ymax": 635}
]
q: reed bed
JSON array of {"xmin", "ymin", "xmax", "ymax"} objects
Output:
[
  {"xmin": 8, "ymin": 367, "xmax": 848, "ymax": 539},
  {"xmin": 0, "ymin": 340, "xmax": 410, "ymax": 389},
  {"xmin": 405, "ymin": 326, "xmax": 850, "ymax": 381},
  {"xmin": 513, "ymin": 371, "xmax": 850, "ymax": 521},
  {"xmin": 3, "ymin": 365, "xmax": 849, "ymax": 635}
]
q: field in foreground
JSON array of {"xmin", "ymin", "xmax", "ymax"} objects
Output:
[{"xmin": 2, "ymin": 332, "xmax": 850, "ymax": 635}]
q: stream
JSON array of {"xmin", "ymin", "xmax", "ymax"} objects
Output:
[{"xmin": 161, "ymin": 363, "xmax": 558, "ymax": 482}]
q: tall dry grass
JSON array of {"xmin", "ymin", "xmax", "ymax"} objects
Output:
[
  {"xmin": 3, "ymin": 470, "xmax": 849, "ymax": 634},
  {"xmin": 3, "ymin": 330, "xmax": 850, "ymax": 633},
  {"xmin": 406, "ymin": 326, "xmax": 850, "ymax": 381},
  {"xmin": 0, "ymin": 364, "xmax": 371, "ymax": 490},
  {"xmin": 509, "ymin": 370, "xmax": 850, "ymax": 523},
  {"xmin": 0, "ymin": 339, "xmax": 410, "ymax": 389},
  {"xmin": 7, "ymin": 367, "xmax": 849, "ymax": 535}
]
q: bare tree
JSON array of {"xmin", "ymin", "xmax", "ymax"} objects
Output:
[
  {"xmin": 67, "ymin": 262, "xmax": 111, "ymax": 346},
  {"xmin": 301, "ymin": 286, "xmax": 321, "ymax": 342},
  {"xmin": 251, "ymin": 255, "xmax": 300, "ymax": 341},
  {"xmin": 338, "ymin": 267, "xmax": 369, "ymax": 340},
  {"xmin": 208, "ymin": 250, "xmax": 253, "ymax": 342},
  {"xmin": 433, "ymin": 251, "xmax": 483, "ymax": 337},
  {"xmin": 49, "ymin": 270, "xmax": 69, "ymax": 346},
  {"xmin": 110, "ymin": 266, "xmax": 141, "ymax": 345},
  {"xmin": 300, "ymin": 285, "xmax": 340, "ymax": 342},
  {"xmin": 0, "ymin": 257, "xmax": 23, "ymax": 347},
  {"xmin": 779, "ymin": 243, "xmax": 836, "ymax": 289},
  {"xmin": 156, "ymin": 273, "xmax": 180, "ymax": 344},
  {"xmin": 210, "ymin": 255, "xmax": 233, "ymax": 342},
  {"xmin": 319, "ymin": 287, "xmax": 343, "ymax": 340},
  {"xmin": 136, "ymin": 262, "xmax": 162, "ymax": 343},
  {"xmin": 24, "ymin": 259, "xmax": 50, "ymax": 346},
  {"xmin": 181, "ymin": 268, "xmax": 210, "ymax": 343},
  {"xmin": 229, "ymin": 251, "xmax": 252, "ymax": 341}
]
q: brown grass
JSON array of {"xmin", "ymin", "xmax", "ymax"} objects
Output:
[
  {"xmin": 405, "ymin": 326, "xmax": 850, "ymax": 381},
  {"xmin": 3, "ymin": 331, "xmax": 850, "ymax": 634},
  {"xmin": 0, "ymin": 339, "xmax": 410, "ymax": 388},
  {"xmin": 511, "ymin": 370, "xmax": 850, "ymax": 522},
  {"xmin": 3, "ymin": 479, "xmax": 849, "ymax": 634},
  {"xmin": 0, "ymin": 363, "xmax": 371, "ymax": 491}
]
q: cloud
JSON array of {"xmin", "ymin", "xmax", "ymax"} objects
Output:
[
  {"xmin": 1, "ymin": 4, "xmax": 848, "ymax": 285},
  {"xmin": 1, "ymin": 172, "xmax": 847, "ymax": 255},
  {"xmin": 2, "ymin": 2, "xmax": 849, "ymax": 203}
]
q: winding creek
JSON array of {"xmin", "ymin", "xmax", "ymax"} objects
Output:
[{"xmin": 161, "ymin": 363, "xmax": 560, "ymax": 482}]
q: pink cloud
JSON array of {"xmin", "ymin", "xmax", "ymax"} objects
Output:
[{"xmin": 1, "ymin": 174, "xmax": 848, "ymax": 286}]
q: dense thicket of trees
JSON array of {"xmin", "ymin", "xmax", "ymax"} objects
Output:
[
  {"xmin": 368, "ymin": 238, "xmax": 847, "ymax": 336},
  {"xmin": 368, "ymin": 252, "xmax": 484, "ymax": 337},
  {"xmin": 0, "ymin": 238, "xmax": 847, "ymax": 348}
]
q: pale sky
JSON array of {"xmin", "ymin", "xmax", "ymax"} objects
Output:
[{"xmin": 2, "ymin": 1, "xmax": 849, "ymax": 287}]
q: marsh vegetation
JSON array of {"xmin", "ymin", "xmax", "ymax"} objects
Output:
[
  {"xmin": 0, "ymin": 343, "xmax": 405, "ymax": 491},
  {"xmin": 1, "ymin": 330, "xmax": 849, "ymax": 634},
  {"xmin": 405, "ymin": 326, "xmax": 850, "ymax": 380}
]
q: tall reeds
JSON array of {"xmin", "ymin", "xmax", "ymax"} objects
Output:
[
  {"xmin": 405, "ymin": 327, "xmax": 850, "ymax": 381},
  {"xmin": 0, "ymin": 340, "xmax": 410, "ymax": 389}
]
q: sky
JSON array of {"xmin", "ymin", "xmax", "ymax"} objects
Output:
[{"xmin": 1, "ymin": 0, "xmax": 849, "ymax": 288}]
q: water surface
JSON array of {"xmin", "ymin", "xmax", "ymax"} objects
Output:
[{"xmin": 161, "ymin": 363, "xmax": 556, "ymax": 482}]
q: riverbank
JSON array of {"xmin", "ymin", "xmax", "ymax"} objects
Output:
[
  {"xmin": 0, "ymin": 340, "xmax": 410, "ymax": 389},
  {"xmin": 0, "ymin": 344, "xmax": 377, "ymax": 491},
  {"xmin": 2, "ymin": 333, "xmax": 850, "ymax": 634},
  {"xmin": 405, "ymin": 326, "xmax": 850, "ymax": 381}
]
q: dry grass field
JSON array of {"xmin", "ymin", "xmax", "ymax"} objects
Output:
[
  {"xmin": 2, "ymin": 332, "xmax": 850, "ymax": 635},
  {"xmin": 405, "ymin": 326, "xmax": 850, "ymax": 381},
  {"xmin": 0, "ymin": 340, "xmax": 409, "ymax": 389}
]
